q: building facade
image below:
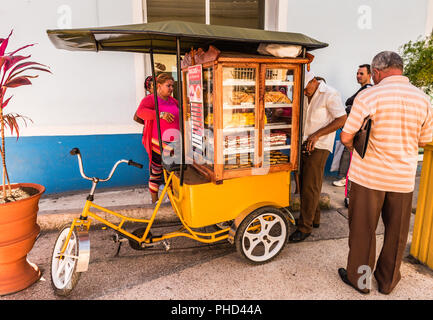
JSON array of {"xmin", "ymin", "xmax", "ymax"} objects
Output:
[{"xmin": 1, "ymin": 0, "xmax": 432, "ymax": 193}]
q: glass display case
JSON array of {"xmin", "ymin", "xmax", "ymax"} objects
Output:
[
  {"xmin": 183, "ymin": 53, "xmax": 304, "ymax": 183},
  {"xmin": 263, "ymin": 67, "xmax": 294, "ymax": 167},
  {"xmin": 203, "ymin": 66, "xmax": 214, "ymax": 167},
  {"xmin": 222, "ymin": 66, "xmax": 257, "ymax": 171}
]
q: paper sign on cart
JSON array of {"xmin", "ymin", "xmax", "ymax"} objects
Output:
[
  {"xmin": 188, "ymin": 65, "xmax": 203, "ymax": 103},
  {"xmin": 188, "ymin": 65, "xmax": 204, "ymax": 151}
]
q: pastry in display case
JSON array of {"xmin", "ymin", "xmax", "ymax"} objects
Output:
[
  {"xmin": 265, "ymin": 91, "xmax": 292, "ymax": 104},
  {"xmin": 222, "ymin": 66, "xmax": 257, "ymax": 170},
  {"xmin": 182, "ymin": 51, "xmax": 303, "ymax": 183},
  {"xmin": 263, "ymin": 68, "xmax": 294, "ymax": 166}
]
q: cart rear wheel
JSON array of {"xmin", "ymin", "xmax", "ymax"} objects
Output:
[
  {"xmin": 50, "ymin": 226, "xmax": 81, "ymax": 296},
  {"xmin": 235, "ymin": 207, "xmax": 288, "ymax": 264}
]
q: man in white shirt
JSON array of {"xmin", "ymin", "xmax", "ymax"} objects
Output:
[{"xmin": 289, "ymin": 71, "xmax": 347, "ymax": 242}]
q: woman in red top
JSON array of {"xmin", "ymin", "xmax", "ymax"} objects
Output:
[{"xmin": 134, "ymin": 73, "xmax": 180, "ymax": 203}]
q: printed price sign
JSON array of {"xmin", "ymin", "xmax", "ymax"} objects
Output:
[
  {"xmin": 188, "ymin": 65, "xmax": 203, "ymax": 103},
  {"xmin": 188, "ymin": 65, "xmax": 204, "ymax": 151}
]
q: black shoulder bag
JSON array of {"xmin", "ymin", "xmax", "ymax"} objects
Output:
[{"xmin": 353, "ymin": 116, "xmax": 372, "ymax": 159}]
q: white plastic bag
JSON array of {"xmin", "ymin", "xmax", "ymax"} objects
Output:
[
  {"xmin": 257, "ymin": 43, "xmax": 302, "ymax": 58},
  {"xmin": 330, "ymin": 140, "xmax": 344, "ymax": 172}
]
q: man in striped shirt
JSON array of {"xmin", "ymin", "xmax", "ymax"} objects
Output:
[{"xmin": 339, "ymin": 51, "xmax": 433, "ymax": 294}]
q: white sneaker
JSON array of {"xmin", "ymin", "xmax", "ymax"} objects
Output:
[{"xmin": 332, "ymin": 178, "xmax": 346, "ymax": 187}]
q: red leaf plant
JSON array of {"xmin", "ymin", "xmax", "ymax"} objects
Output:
[{"xmin": 0, "ymin": 30, "xmax": 51, "ymax": 200}]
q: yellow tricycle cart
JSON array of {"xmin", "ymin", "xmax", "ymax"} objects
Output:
[{"xmin": 46, "ymin": 20, "xmax": 327, "ymax": 296}]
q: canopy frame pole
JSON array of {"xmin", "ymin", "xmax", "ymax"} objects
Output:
[
  {"xmin": 150, "ymin": 46, "xmax": 164, "ymax": 156},
  {"xmin": 298, "ymin": 48, "xmax": 306, "ymax": 178},
  {"xmin": 176, "ymin": 37, "xmax": 185, "ymax": 186}
]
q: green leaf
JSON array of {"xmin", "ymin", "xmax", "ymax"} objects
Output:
[{"xmin": 400, "ymin": 34, "xmax": 433, "ymax": 96}]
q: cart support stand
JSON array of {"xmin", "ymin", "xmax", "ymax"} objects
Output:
[
  {"xmin": 298, "ymin": 48, "xmax": 306, "ymax": 177},
  {"xmin": 176, "ymin": 37, "xmax": 185, "ymax": 186}
]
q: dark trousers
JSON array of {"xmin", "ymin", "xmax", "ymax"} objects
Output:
[
  {"xmin": 298, "ymin": 148, "xmax": 330, "ymax": 234},
  {"xmin": 346, "ymin": 181, "xmax": 413, "ymax": 294}
]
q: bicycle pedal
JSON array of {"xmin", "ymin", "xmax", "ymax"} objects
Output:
[
  {"xmin": 111, "ymin": 233, "xmax": 128, "ymax": 243},
  {"xmin": 162, "ymin": 240, "xmax": 171, "ymax": 251}
]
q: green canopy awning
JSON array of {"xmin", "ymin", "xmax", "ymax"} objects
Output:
[{"xmin": 47, "ymin": 20, "xmax": 328, "ymax": 54}]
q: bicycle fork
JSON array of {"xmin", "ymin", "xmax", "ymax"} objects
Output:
[{"xmin": 59, "ymin": 213, "xmax": 91, "ymax": 273}]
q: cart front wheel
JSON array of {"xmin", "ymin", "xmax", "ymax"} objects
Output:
[
  {"xmin": 50, "ymin": 226, "xmax": 81, "ymax": 296},
  {"xmin": 235, "ymin": 207, "xmax": 288, "ymax": 264}
]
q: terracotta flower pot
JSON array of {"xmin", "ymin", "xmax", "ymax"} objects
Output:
[{"xmin": 0, "ymin": 183, "xmax": 45, "ymax": 295}]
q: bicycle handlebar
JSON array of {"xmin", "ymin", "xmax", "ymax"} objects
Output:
[
  {"xmin": 70, "ymin": 148, "xmax": 143, "ymax": 183},
  {"xmin": 70, "ymin": 148, "xmax": 80, "ymax": 156},
  {"xmin": 128, "ymin": 160, "xmax": 143, "ymax": 169}
]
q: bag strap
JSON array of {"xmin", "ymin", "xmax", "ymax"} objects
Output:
[{"xmin": 361, "ymin": 115, "xmax": 372, "ymax": 130}]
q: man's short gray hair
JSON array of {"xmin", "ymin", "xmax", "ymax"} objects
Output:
[{"xmin": 371, "ymin": 51, "xmax": 404, "ymax": 71}]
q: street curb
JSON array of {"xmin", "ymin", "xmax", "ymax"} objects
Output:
[
  {"xmin": 37, "ymin": 203, "xmax": 177, "ymax": 232},
  {"xmin": 37, "ymin": 193, "xmax": 332, "ymax": 232}
]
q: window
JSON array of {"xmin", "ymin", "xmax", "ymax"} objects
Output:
[
  {"xmin": 145, "ymin": 0, "xmax": 264, "ymax": 28},
  {"xmin": 146, "ymin": 0, "xmax": 205, "ymax": 23},
  {"xmin": 210, "ymin": 0, "xmax": 264, "ymax": 29}
]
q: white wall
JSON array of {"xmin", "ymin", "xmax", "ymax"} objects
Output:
[
  {"xmin": 2, "ymin": 0, "xmax": 430, "ymax": 137},
  {"xmin": 282, "ymin": 0, "xmax": 429, "ymax": 102},
  {"xmin": 426, "ymin": 0, "xmax": 433, "ymax": 35},
  {"xmin": 0, "ymin": 0, "xmax": 141, "ymax": 136}
]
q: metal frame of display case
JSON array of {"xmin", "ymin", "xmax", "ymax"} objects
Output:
[{"xmin": 182, "ymin": 53, "xmax": 310, "ymax": 184}]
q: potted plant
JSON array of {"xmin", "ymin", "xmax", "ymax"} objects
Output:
[{"xmin": 0, "ymin": 30, "xmax": 50, "ymax": 295}]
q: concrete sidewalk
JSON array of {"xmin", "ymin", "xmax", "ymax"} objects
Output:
[
  {"xmin": 96, "ymin": 173, "xmax": 433, "ymax": 300},
  {"xmin": 2, "ymin": 164, "xmax": 432, "ymax": 300}
]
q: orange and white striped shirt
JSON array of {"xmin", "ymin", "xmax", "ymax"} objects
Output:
[{"xmin": 342, "ymin": 75, "xmax": 433, "ymax": 192}]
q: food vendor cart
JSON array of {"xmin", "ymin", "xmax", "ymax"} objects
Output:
[{"xmin": 46, "ymin": 20, "xmax": 328, "ymax": 296}]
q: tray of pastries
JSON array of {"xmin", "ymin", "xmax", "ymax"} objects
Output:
[
  {"xmin": 224, "ymin": 153, "xmax": 254, "ymax": 170},
  {"xmin": 223, "ymin": 113, "xmax": 267, "ymax": 128},
  {"xmin": 229, "ymin": 91, "xmax": 255, "ymax": 105},
  {"xmin": 224, "ymin": 135, "xmax": 254, "ymax": 149},
  {"xmin": 265, "ymin": 91, "xmax": 292, "ymax": 104},
  {"xmin": 264, "ymin": 132, "xmax": 287, "ymax": 146},
  {"xmin": 263, "ymin": 150, "xmax": 290, "ymax": 165}
]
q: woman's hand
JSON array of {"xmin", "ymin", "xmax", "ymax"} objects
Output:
[{"xmin": 160, "ymin": 112, "xmax": 175, "ymax": 123}]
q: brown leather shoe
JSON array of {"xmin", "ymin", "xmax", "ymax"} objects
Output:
[
  {"xmin": 288, "ymin": 229, "xmax": 311, "ymax": 243},
  {"xmin": 338, "ymin": 268, "xmax": 370, "ymax": 294}
]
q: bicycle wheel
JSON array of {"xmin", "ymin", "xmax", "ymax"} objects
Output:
[
  {"xmin": 50, "ymin": 226, "xmax": 81, "ymax": 296},
  {"xmin": 235, "ymin": 207, "xmax": 288, "ymax": 264}
]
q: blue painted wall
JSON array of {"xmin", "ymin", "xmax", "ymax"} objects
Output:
[
  {"xmin": 5, "ymin": 134, "xmax": 149, "ymax": 194},
  {"xmin": 5, "ymin": 132, "xmax": 339, "ymax": 195}
]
